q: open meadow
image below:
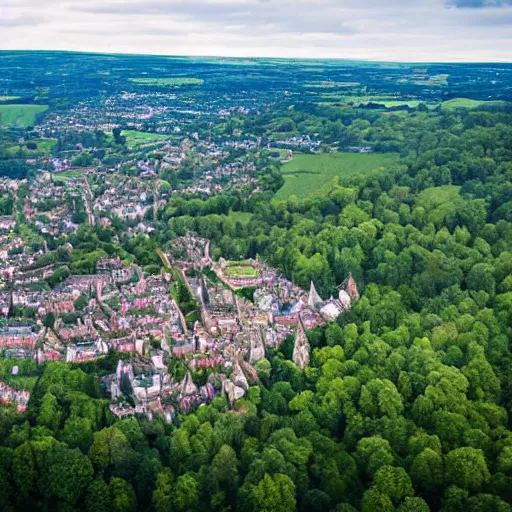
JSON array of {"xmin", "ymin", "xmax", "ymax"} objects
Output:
[
  {"xmin": 0, "ymin": 105, "xmax": 48, "ymax": 126},
  {"xmin": 122, "ymin": 130, "xmax": 169, "ymax": 148},
  {"xmin": 441, "ymin": 98, "xmax": 506, "ymax": 110},
  {"xmin": 275, "ymin": 152, "xmax": 398, "ymax": 200}
]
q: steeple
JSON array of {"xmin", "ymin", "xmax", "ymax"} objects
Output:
[
  {"xmin": 293, "ymin": 315, "xmax": 310, "ymax": 370},
  {"xmin": 308, "ymin": 281, "xmax": 323, "ymax": 308}
]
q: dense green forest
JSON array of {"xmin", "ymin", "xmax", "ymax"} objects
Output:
[{"xmin": 1, "ymin": 106, "xmax": 512, "ymax": 512}]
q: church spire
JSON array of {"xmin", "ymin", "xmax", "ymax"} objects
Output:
[{"xmin": 308, "ymin": 281, "xmax": 322, "ymax": 308}]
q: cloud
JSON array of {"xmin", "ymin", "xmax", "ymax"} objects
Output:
[
  {"xmin": 73, "ymin": 0, "xmax": 357, "ymax": 36},
  {"xmin": 446, "ymin": 0, "xmax": 512, "ymax": 7},
  {"xmin": 0, "ymin": 0, "xmax": 511, "ymax": 61},
  {"xmin": 0, "ymin": 14, "xmax": 43, "ymax": 26}
]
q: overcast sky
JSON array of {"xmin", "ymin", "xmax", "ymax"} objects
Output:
[{"xmin": 1, "ymin": 0, "xmax": 512, "ymax": 62}]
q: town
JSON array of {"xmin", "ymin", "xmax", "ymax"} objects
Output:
[{"xmin": 0, "ymin": 211, "xmax": 359, "ymax": 420}]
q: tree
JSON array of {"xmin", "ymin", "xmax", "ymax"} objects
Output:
[
  {"xmin": 110, "ymin": 477, "xmax": 137, "ymax": 512},
  {"xmin": 112, "ymin": 128, "xmax": 126, "ymax": 146},
  {"xmin": 211, "ymin": 444, "xmax": 239, "ymax": 487},
  {"xmin": 61, "ymin": 415, "xmax": 93, "ymax": 451},
  {"xmin": 86, "ymin": 478, "xmax": 111, "ymax": 512},
  {"xmin": 42, "ymin": 444, "xmax": 94, "ymax": 505},
  {"xmin": 172, "ymin": 473, "xmax": 200, "ymax": 512},
  {"xmin": 152, "ymin": 469, "xmax": 174, "ymax": 512},
  {"xmin": 410, "ymin": 448, "xmax": 443, "ymax": 491},
  {"xmin": 12, "ymin": 441, "xmax": 37, "ymax": 496},
  {"xmin": 361, "ymin": 489, "xmax": 394, "ymax": 512},
  {"xmin": 36, "ymin": 393, "xmax": 62, "ymax": 433},
  {"xmin": 373, "ymin": 465, "xmax": 414, "ymax": 504},
  {"xmin": 445, "ymin": 447, "xmax": 490, "ymax": 491},
  {"xmin": 397, "ymin": 497, "xmax": 430, "ymax": 512},
  {"xmin": 249, "ymin": 473, "xmax": 296, "ymax": 512},
  {"xmin": 88, "ymin": 427, "xmax": 137, "ymax": 479},
  {"xmin": 42, "ymin": 312, "xmax": 55, "ymax": 329},
  {"xmin": 355, "ymin": 437, "xmax": 394, "ymax": 478}
]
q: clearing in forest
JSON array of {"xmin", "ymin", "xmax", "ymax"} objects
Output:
[
  {"xmin": 441, "ymin": 98, "xmax": 505, "ymax": 110},
  {"xmin": 0, "ymin": 105, "xmax": 48, "ymax": 127},
  {"xmin": 275, "ymin": 152, "xmax": 398, "ymax": 200}
]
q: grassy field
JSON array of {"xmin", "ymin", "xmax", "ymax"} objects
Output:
[
  {"xmin": 52, "ymin": 170, "xmax": 85, "ymax": 182},
  {"xmin": 317, "ymin": 94, "xmax": 425, "ymax": 109},
  {"xmin": 225, "ymin": 264, "xmax": 259, "ymax": 277},
  {"xmin": 0, "ymin": 96, "xmax": 21, "ymax": 102},
  {"xmin": 441, "ymin": 98, "xmax": 505, "ymax": 111},
  {"xmin": 275, "ymin": 152, "xmax": 398, "ymax": 200},
  {"xmin": 122, "ymin": 130, "xmax": 169, "ymax": 148},
  {"xmin": 7, "ymin": 138, "xmax": 57, "ymax": 156},
  {"xmin": 0, "ymin": 105, "xmax": 48, "ymax": 126},
  {"xmin": 129, "ymin": 77, "xmax": 204, "ymax": 87}
]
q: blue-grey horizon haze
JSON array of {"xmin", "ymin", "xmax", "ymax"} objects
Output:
[{"xmin": 1, "ymin": 0, "xmax": 512, "ymax": 62}]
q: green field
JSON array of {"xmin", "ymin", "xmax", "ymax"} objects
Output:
[
  {"xmin": 275, "ymin": 152, "xmax": 398, "ymax": 200},
  {"xmin": 52, "ymin": 170, "xmax": 84, "ymax": 182},
  {"xmin": 129, "ymin": 77, "xmax": 204, "ymax": 87},
  {"xmin": 318, "ymin": 94, "xmax": 425, "ymax": 109},
  {"xmin": 0, "ymin": 96, "xmax": 21, "ymax": 102},
  {"xmin": 7, "ymin": 138, "xmax": 57, "ymax": 156},
  {"xmin": 122, "ymin": 130, "xmax": 169, "ymax": 148},
  {"xmin": 441, "ymin": 98, "xmax": 505, "ymax": 111},
  {"xmin": 225, "ymin": 265, "xmax": 259, "ymax": 277},
  {"xmin": 0, "ymin": 105, "xmax": 48, "ymax": 126}
]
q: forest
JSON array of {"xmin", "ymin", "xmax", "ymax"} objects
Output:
[{"xmin": 0, "ymin": 103, "xmax": 511, "ymax": 512}]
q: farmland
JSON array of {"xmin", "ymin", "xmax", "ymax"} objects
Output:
[
  {"xmin": 275, "ymin": 152, "xmax": 398, "ymax": 200},
  {"xmin": 128, "ymin": 77, "xmax": 204, "ymax": 87},
  {"xmin": 0, "ymin": 105, "xmax": 48, "ymax": 126},
  {"xmin": 441, "ymin": 98, "xmax": 505, "ymax": 110}
]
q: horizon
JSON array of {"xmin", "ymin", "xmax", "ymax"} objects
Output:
[
  {"xmin": 1, "ymin": 48, "xmax": 511, "ymax": 66},
  {"xmin": 2, "ymin": 0, "xmax": 512, "ymax": 63}
]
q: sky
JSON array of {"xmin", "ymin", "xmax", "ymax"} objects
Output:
[{"xmin": 1, "ymin": 0, "xmax": 512, "ymax": 62}]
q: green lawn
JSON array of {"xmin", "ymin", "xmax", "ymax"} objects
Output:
[
  {"xmin": 0, "ymin": 105, "xmax": 48, "ymax": 126},
  {"xmin": 441, "ymin": 98, "xmax": 505, "ymax": 111},
  {"xmin": 275, "ymin": 152, "xmax": 398, "ymax": 200},
  {"xmin": 225, "ymin": 265, "xmax": 259, "ymax": 277},
  {"xmin": 52, "ymin": 170, "xmax": 84, "ymax": 182},
  {"xmin": 122, "ymin": 130, "xmax": 169, "ymax": 148}
]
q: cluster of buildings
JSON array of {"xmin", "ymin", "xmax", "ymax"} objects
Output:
[{"xmin": 0, "ymin": 228, "xmax": 358, "ymax": 423}]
